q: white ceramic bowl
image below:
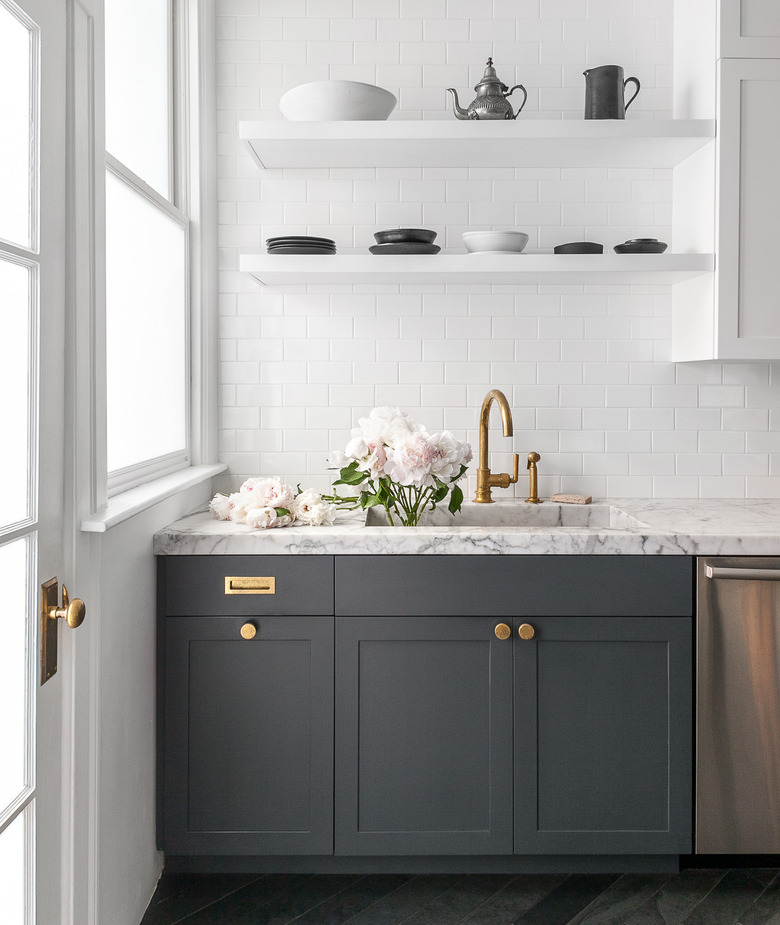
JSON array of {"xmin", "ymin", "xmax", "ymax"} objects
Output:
[
  {"xmin": 279, "ymin": 80, "xmax": 397, "ymax": 122},
  {"xmin": 462, "ymin": 230, "xmax": 529, "ymax": 254}
]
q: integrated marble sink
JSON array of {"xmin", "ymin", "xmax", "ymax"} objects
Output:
[{"xmin": 365, "ymin": 501, "xmax": 649, "ymax": 531}]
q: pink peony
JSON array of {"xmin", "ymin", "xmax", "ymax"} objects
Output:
[
  {"xmin": 384, "ymin": 434, "xmax": 434, "ymax": 487},
  {"xmin": 239, "ymin": 476, "xmax": 294, "ymax": 510}
]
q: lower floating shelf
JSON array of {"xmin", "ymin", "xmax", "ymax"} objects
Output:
[{"xmin": 240, "ymin": 253, "xmax": 714, "ymax": 287}]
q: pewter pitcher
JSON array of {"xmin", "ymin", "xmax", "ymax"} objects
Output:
[{"xmin": 583, "ymin": 65, "xmax": 640, "ymax": 119}]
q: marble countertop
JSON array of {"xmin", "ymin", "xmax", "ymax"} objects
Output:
[{"xmin": 153, "ymin": 498, "xmax": 780, "ymax": 556}]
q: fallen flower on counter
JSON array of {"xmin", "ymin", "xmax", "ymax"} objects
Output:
[{"xmin": 209, "ymin": 476, "xmax": 335, "ymax": 529}]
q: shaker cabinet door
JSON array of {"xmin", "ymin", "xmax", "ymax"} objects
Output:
[
  {"xmin": 335, "ymin": 616, "xmax": 513, "ymax": 856},
  {"xmin": 715, "ymin": 58, "xmax": 780, "ymax": 359},
  {"xmin": 720, "ymin": 0, "xmax": 780, "ymax": 58},
  {"xmin": 514, "ymin": 617, "xmax": 692, "ymax": 855},
  {"xmin": 163, "ymin": 615, "xmax": 334, "ymax": 855}
]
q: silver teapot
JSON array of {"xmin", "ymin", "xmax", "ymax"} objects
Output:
[{"xmin": 448, "ymin": 58, "xmax": 527, "ymax": 120}]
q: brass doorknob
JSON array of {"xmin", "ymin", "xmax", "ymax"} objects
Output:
[
  {"xmin": 240, "ymin": 622, "xmax": 257, "ymax": 640},
  {"xmin": 518, "ymin": 623, "xmax": 535, "ymax": 640},
  {"xmin": 54, "ymin": 586, "xmax": 86, "ymax": 629},
  {"xmin": 494, "ymin": 623, "xmax": 512, "ymax": 640}
]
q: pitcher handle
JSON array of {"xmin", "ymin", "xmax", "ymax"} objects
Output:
[
  {"xmin": 623, "ymin": 76, "xmax": 640, "ymax": 112},
  {"xmin": 506, "ymin": 84, "xmax": 528, "ymax": 118}
]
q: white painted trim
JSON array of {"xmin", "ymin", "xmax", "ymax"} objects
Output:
[
  {"xmin": 81, "ymin": 463, "xmax": 226, "ymax": 532},
  {"xmin": 187, "ymin": 0, "xmax": 218, "ymax": 467}
]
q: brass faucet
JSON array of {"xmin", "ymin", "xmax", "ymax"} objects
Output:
[
  {"xmin": 475, "ymin": 389, "xmax": 520, "ymax": 503},
  {"xmin": 526, "ymin": 452, "xmax": 542, "ymax": 504}
]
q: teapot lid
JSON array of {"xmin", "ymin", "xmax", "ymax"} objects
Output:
[{"xmin": 474, "ymin": 57, "xmax": 507, "ymax": 90}]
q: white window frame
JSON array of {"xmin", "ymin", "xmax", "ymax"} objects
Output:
[{"xmin": 99, "ymin": 0, "xmax": 218, "ymax": 506}]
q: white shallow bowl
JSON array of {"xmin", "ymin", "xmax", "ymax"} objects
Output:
[
  {"xmin": 462, "ymin": 230, "xmax": 529, "ymax": 254},
  {"xmin": 279, "ymin": 80, "xmax": 397, "ymax": 121}
]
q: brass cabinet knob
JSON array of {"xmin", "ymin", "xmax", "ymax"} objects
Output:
[
  {"xmin": 240, "ymin": 622, "xmax": 257, "ymax": 640},
  {"xmin": 494, "ymin": 623, "xmax": 512, "ymax": 640},
  {"xmin": 518, "ymin": 623, "xmax": 535, "ymax": 640}
]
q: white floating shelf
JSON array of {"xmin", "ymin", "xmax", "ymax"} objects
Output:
[
  {"xmin": 240, "ymin": 120, "xmax": 715, "ymax": 170},
  {"xmin": 240, "ymin": 253, "xmax": 715, "ymax": 287}
]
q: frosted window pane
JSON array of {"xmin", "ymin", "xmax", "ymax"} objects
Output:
[
  {"xmin": 0, "ymin": 3, "xmax": 33, "ymax": 247},
  {"xmin": 0, "ymin": 538, "xmax": 30, "ymax": 814},
  {"xmin": 106, "ymin": 173, "xmax": 186, "ymax": 472},
  {"xmin": 0, "ymin": 811, "xmax": 26, "ymax": 925},
  {"xmin": 104, "ymin": 0, "xmax": 170, "ymax": 198},
  {"xmin": 0, "ymin": 260, "xmax": 32, "ymax": 529}
]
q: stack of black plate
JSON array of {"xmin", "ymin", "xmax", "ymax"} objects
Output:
[
  {"xmin": 266, "ymin": 235, "xmax": 336, "ymax": 255},
  {"xmin": 369, "ymin": 228, "xmax": 440, "ymax": 255}
]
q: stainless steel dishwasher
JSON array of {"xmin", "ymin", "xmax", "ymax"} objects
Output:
[{"xmin": 697, "ymin": 557, "xmax": 780, "ymax": 853}]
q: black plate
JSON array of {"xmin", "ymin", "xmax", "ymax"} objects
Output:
[
  {"xmin": 553, "ymin": 241, "xmax": 603, "ymax": 255},
  {"xmin": 368, "ymin": 243, "xmax": 441, "ymax": 255},
  {"xmin": 373, "ymin": 228, "xmax": 437, "ymax": 245},
  {"xmin": 614, "ymin": 241, "xmax": 668, "ymax": 254},
  {"xmin": 266, "ymin": 235, "xmax": 336, "ymax": 245},
  {"xmin": 267, "ymin": 245, "xmax": 337, "ymax": 255}
]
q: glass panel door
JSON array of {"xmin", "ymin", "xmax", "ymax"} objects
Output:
[{"xmin": 0, "ymin": 0, "xmax": 68, "ymax": 920}]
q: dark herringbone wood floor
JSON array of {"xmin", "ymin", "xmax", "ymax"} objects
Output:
[{"xmin": 140, "ymin": 869, "xmax": 780, "ymax": 925}]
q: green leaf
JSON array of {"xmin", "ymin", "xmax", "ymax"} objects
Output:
[
  {"xmin": 334, "ymin": 467, "xmax": 369, "ymax": 486},
  {"xmin": 432, "ymin": 483, "xmax": 448, "ymax": 503},
  {"xmin": 363, "ymin": 493, "xmax": 385, "ymax": 508},
  {"xmin": 448, "ymin": 484, "xmax": 464, "ymax": 515},
  {"xmin": 274, "ymin": 507, "xmax": 291, "ymax": 517}
]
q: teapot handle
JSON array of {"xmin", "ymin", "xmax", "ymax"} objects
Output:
[
  {"xmin": 623, "ymin": 76, "xmax": 641, "ymax": 112},
  {"xmin": 506, "ymin": 84, "xmax": 528, "ymax": 119}
]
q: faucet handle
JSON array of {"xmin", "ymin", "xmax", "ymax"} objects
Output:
[{"xmin": 510, "ymin": 454, "xmax": 519, "ymax": 484}]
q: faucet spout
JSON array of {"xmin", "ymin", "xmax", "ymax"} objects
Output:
[{"xmin": 475, "ymin": 389, "xmax": 520, "ymax": 503}]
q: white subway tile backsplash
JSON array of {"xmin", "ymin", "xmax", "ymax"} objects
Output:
[{"xmin": 213, "ymin": 1, "xmax": 780, "ymax": 496}]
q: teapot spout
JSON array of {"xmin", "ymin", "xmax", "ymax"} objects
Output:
[{"xmin": 447, "ymin": 88, "xmax": 471, "ymax": 120}]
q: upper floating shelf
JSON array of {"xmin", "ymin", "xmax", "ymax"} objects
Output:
[
  {"xmin": 240, "ymin": 253, "xmax": 715, "ymax": 287},
  {"xmin": 240, "ymin": 120, "xmax": 716, "ymax": 170}
]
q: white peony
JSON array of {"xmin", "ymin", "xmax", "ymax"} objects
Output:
[
  {"xmin": 228, "ymin": 492, "xmax": 255, "ymax": 523},
  {"xmin": 239, "ymin": 476, "xmax": 294, "ymax": 510},
  {"xmin": 428, "ymin": 431, "xmax": 473, "ymax": 482},
  {"xmin": 292, "ymin": 489, "xmax": 335, "ymax": 526},
  {"xmin": 209, "ymin": 493, "xmax": 234, "ymax": 521},
  {"xmin": 384, "ymin": 433, "xmax": 434, "ymax": 487},
  {"xmin": 245, "ymin": 506, "xmax": 281, "ymax": 529},
  {"xmin": 354, "ymin": 405, "xmax": 420, "ymax": 449}
]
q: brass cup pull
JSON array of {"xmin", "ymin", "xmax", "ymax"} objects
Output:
[
  {"xmin": 240, "ymin": 622, "xmax": 257, "ymax": 640},
  {"xmin": 518, "ymin": 623, "xmax": 535, "ymax": 640},
  {"xmin": 55, "ymin": 586, "xmax": 86, "ymax": 629},
  {"xmin": 494, "ymin": 623, "xmax": 512, "ymax": 640}
]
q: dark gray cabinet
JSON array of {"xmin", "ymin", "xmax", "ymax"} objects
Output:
[
  {"xmin": 159, "ymin": 553, "xmax": 693, "ymax": 863},
  {"xmin": 159, "ymin": 556, "xmax": 334, "ymax": 856},
  {"xmin": 514, "ymin": 616, "xmax": 692, "ymax": 855},
  {"xmin": 333, "ymin": 556, "xmax": 693, "ymax": 858},
  {"xmin": 335, "ymin": 616, "xmax": 513, "ymax": 856}
]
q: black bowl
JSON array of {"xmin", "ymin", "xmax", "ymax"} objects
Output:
[
  {"xmin": 614, "ymin": 238, "xmax": 668, "ymax": 254},
  {"xmin": 373, "ymin": 228, "xmax": 437, "ymax": 245},
  {"xmin": 553, "ymin": 241, "xmax": 603, "ymax": 255}
]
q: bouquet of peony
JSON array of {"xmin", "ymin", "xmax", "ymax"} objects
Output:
[
  {"xmin": 210, "ymin": 477, "xmax": 335, "ymax": 529},
  {"xmin": 328, "ymin": 406, "xmax": 472, "ymax": 527}
]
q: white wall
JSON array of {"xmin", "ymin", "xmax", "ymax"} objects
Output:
[
  {"xmin": 215, "ymin": 0, "xmax": 780, "ymax": 500},
  {"xmin": 95, "ymin": 483, "xmax": 211, "ymax": 924}
]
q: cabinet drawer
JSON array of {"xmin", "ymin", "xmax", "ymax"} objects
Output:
[
  {"xmin": 336, "ymin": 555, "xmax": 693, "ymax": 617},
  {"xmin": 162, "ymin": 555, "xmax": 334, "ymax": 615}
]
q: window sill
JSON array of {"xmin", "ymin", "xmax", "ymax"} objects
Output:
[{"xmin": 81, "ymin": 463, "xmax": 227, "ymax": 533}]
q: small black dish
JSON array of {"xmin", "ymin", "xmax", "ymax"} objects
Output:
[
  {"xmin": 614, "ymin": 238, "xmax": 668, "ymax": 254},
  {"xmin": 267, "ymin": 245, "xmax": 336, "ymax": 255},
  {"xmin": 368, "ymin": 242, "xmax": 441, "ymax": 255},
  {"xmin": 553, "ymin": 241, "xmax": 603, "ymax": 255},
  {"xmin": 373, "ymin": 228, "xmax": 437, "ymax": 245}
]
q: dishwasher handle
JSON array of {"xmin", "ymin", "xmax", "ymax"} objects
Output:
[{"xmin": 706, "ymin": 565, "xmax": 780, "ymax": 581}]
